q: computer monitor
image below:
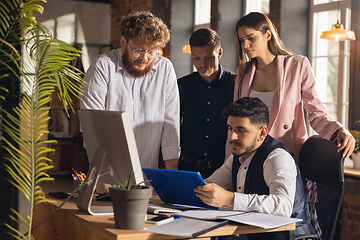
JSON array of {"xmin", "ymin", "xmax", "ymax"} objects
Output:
[{"xmin": 76, "ymin": 109, "xmax": 144, "ymax": 215}]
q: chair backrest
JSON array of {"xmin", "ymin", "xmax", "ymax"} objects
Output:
[{"xmin": 299, "ymin": 135, "xmax": 345, "ymax": 240}]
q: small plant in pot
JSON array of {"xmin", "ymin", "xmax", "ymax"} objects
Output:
[{"xmin": 109, "ymin": 175, "xmax": 153, "ymax": 230}]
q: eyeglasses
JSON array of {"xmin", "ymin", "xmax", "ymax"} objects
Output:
[{"xmin": 127, "ymin": 43, "xmax": 157, "ymax": 59}]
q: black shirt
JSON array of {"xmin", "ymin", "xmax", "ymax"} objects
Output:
[{"xmin": 178, "ymin": 65, "xmax": 235, "ymax": 162}]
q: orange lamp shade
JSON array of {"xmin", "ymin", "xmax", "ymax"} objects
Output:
[
  {"xmin": 182, "ymin": 44, "xmax": 191, "ymax": 53},
  {"xmin": 320, "ymin": 23, "xmax": 356, "ymax": 41}
]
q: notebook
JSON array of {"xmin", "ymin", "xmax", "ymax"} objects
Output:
[{"xmin": 142, "ymin": 168, "xmax": 218, "ymax": 210}]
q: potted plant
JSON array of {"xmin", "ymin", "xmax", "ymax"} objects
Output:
[
  {"xmin": 350, "ymin": 121, "xmax": 360, "ymax": 168},
  {"xmin": 0, "ymin": 0, "xmax": 83, "ymax": 239},
  {"xmin": 109, "ymin": 176, "xmax": 152, "ymax": 230}
]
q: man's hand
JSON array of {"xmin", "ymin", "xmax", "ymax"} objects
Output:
[
  {"xmin": 334, "ymin": 127, "xmax": 355, "ymax": 158},
  {"xmin": 194, "ymin": 183, "xmax": 234, "ymax": 208},
  {"xmin": 165, "ymin": 158, "xmax": 178, "ymax": 170}
]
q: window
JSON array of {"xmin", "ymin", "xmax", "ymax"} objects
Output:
[
  {"xmin": 190, "ymin": 0, "xmax": 212, "ymax": 72},
  {"xmin": 194, "ymin": 0, "xmax": 211, "ymax": 35},
  {"xmin": 41, "ymin": 14, "xmax": 92, "ymax": 70},
  {"xmin": 39, "ymin": 7, "xmax": 112, "ymax": 72},
  {"xmin": 194, "ymin": 0, "xmax": 211, "ymax": 28},
  {"xmin": 309, "ymin": 0, "xmax": 352, "ymax": 127},
  {"xmin": 244, "ymin": 0, "xmax": 270, "ymax": 15}
]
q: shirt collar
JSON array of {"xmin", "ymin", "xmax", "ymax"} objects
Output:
[
  {"xmin": 116, "ymin": 48, "xmax": 124, "ymax": 72},
  {"xmin": 194, "ymin": 64, "xmax": 225, "ymax": 83},
  {"xmin": 217, "ymin": 64, "xmax": 226, "ymax": 81},
  {"xmin": 239, "ymin": 151, "xmax": 256, "ymax": 165}
]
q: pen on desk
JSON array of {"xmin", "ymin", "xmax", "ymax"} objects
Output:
[
  {"xmin": 171, "ymin": 215, "xmax": 181, "ymax": 219},
  {"xmin": 72, "ymin": 168, "xmax": 82, "ymax": 182},
  {"xmin": 223, "ymin": 210, "xmax": 257, "ymax": 218},
  {"xmin": 71, "ymin": 174, "xmax": 77, "ymax": 181}
]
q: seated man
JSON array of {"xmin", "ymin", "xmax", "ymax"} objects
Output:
[{"xmin": 195, "ymin": 97, "xmax": 312, "ymax": 240}]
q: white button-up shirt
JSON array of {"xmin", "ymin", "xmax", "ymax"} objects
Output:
[
  {"xmin": 206, "ymin": 148, "xmax": 297, "ymax": 217},
  {"xmin": 80, "ymin": 48, "xmax": 180, "ymax": 168}
]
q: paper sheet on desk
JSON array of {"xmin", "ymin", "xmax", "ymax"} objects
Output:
[
  {"xmin": 176, "ymin": 210, "xmax": 301, "ymax": 229},
  {"xmin": 175, "ymin": 210, "xmax": 253, "ymax": 220},
  {"xmin": 218, "ymin": 212, "xmax": 302, "ymax": 229},
  {"xmin": 141, "ymin": 218, "xmax": 228, "ymax": 237}
]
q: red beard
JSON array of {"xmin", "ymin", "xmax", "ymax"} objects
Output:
[{"xmin": 122, "ymin": 48, "xmax": 155, "ymax": 77}]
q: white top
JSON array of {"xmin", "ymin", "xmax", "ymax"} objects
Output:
[
  {"xmin": 80, "ymin": 48, "xmax": 181, "ymax": 168},
  {"xmin": 206, "ymin": 148, "xmax": 297, "ymax": 217},
  {"xmin": 249, "ymin": 89, "xmax": 275, "ymax": 108}
]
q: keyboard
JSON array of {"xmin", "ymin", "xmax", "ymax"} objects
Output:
[{"xmin": 147, "ymin": 202, "xmax": 182, "ymax": 214}]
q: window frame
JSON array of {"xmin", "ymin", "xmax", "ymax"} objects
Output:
[
  {"xmin": 243, "ymin": 0, "xmax": 270, "ymax": 15},
  {"xmin": 308, "ymin": 0, "xmax": 352, "ymax": 126}
]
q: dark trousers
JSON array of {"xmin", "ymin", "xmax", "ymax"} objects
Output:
[{"xmin": 178, "ymin": 154, "xmax": 223, "ymax": 179}]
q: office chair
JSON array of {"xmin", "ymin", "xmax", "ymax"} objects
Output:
[{"xmin": 295, "ymin": 135, "xmax": 345, "ymax": 240}]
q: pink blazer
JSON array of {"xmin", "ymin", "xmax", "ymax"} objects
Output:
[{"xmin": 230, "ymin": 55, "xmax": 342, "ymax": 164}]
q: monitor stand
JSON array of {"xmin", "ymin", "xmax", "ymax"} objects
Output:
[{"xmin": 76, "ymin": 146, "xmax": 114, "ymax": 215}]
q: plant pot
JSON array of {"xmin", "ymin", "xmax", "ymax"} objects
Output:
[
  {"xmin": 352, "ymin": 152, "xmax": 360, "ymax": 169},
  {"xmin": 108, "ymin": 185, "xmax": 153, "ymax": 229}
]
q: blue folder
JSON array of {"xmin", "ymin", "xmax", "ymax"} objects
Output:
[{"xmin": 142, "ymin": 168, "xmax": 218, "ymax": 210}]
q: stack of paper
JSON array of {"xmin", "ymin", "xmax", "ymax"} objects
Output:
[
  {"xmin": 141, "ymin": 218, "xmax": 228, "ymax": 237},
  {"xmin": 141, "ymin": 210, "xmax": 301, "ymax": 237}
]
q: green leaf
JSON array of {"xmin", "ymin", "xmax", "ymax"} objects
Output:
[{"xmin": 1, "ymin": 0, "xmax": 84, "ymax": 238}]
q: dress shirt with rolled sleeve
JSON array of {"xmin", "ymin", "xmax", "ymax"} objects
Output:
[
  {"xmin": 80, "ymin": 48, "xmax": 181, "ymax": 169},
  {"xmin": 206, "ymin": 148, "xmax": 297, "ymax": 217}
]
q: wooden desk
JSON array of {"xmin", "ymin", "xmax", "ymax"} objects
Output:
[
  {"xmin": 344, "ymin": 167, "xmax": 360, "ymax": 178},
  {"xmin": 33, "ymin": 198, "xmax": 296, "ymax": 240}
]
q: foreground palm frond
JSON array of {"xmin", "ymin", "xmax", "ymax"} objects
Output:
[{"xmin": 1, "ymin": 0, "xmax": 83, "ymax": 239}]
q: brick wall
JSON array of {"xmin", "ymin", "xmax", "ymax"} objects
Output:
[
  {"xmin": 110, "ymin": 0, "xmax": 154, "ymax": 49},
  {"xmin": 340, "ymin": 178, "xmax": 360, "ymax": 239}
]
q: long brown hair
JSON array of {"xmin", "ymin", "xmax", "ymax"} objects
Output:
[{"xmin": 235, "ymin": 12, "xmax": 292, "ymax": 92}]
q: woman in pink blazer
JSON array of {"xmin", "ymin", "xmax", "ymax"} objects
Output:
[{"xmin": 231, "ymin": 12, "xmax": 354, "ymax": 164}]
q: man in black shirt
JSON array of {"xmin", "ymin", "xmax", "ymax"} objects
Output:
[{"xmin": 178, "ymin": 28, "xmax": 235, "ymax": 178}]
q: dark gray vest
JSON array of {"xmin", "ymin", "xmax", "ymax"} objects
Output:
[{"xmin": 231, "ymin": 135, "xmax": 311, "ymax": 235}]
